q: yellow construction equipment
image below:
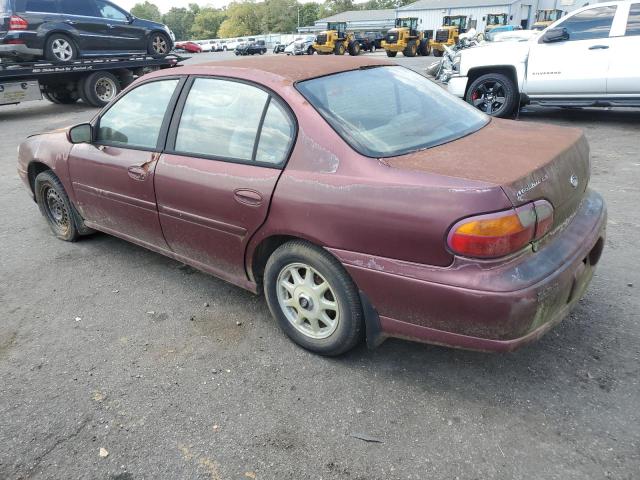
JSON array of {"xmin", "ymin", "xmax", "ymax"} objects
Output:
[
  {"xmin": 381, "ymin": 17, "xmax": 432, "ymax": 58},
  {"xmin": 312, "ymin": 22, "xmax": 360, "ymax": 56}
]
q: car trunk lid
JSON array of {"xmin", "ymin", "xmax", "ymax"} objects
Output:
[{"xmin": 382, "ymin": 118, "xmax": 590, "ymax": 231}]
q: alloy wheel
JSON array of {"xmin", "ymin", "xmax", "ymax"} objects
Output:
[
  {"xmin": 51, "ymin": 38, "xmax": 73, "ymax": 61},
  {"xmin": 470, "ymin": 80, "xmax": 507, "ymax": 115},
  {"xmin": 152, "ymin": 35, "xmax": 168, "ymax": 55},
  {"xmin": 276, "ymin": 263, "xmax": 340, "ymax": 340}
]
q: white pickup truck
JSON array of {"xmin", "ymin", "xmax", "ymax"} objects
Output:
[{"xmin": 444, "ymin": 0, "xmax": 640, "ymax": 117}]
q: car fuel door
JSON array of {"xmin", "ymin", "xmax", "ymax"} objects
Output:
[{"xmin": 154, "ymin": 77, "xmax": 296, "ymax": 286}]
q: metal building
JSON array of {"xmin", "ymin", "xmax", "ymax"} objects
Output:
[{"xmin": 298, "ymin": 9, "xmax": 397, "ymax": 33}]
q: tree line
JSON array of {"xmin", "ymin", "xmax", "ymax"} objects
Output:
[{"xmin": 130, "ymin": 0, "xmax": 415, "ymax": 41}]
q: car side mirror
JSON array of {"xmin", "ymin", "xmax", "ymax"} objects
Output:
[
  {"xmin": 69, "ymin": 123, "xmax": 93, "ymax": 144},
  {"xmin": 127, "ymin": 14, "xmax": 135, "ymax": 24},
  {"xmin": 542, "ymin": 27, "xmax": 569, "ymax": 43}
]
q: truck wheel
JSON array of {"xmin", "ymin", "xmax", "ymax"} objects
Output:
[
  {"xmin": 403, "ymin": 40, "xmax": 417, "ymax": 57},
  {"xmin": 264, "ymin": 240, "xmax": 364, "ymax": 356},
  {"xmin": 82, "ymin": 71, "xmax": 121, "ymax": 108},
  {"xmin": 433, "ymin": 48, "xmax": 443, "ymax": 57},
  {"xmin": 385, "ymin": 50, "xmax": 397, "ymax": 57},
  {"xmin": 148, "ymin": 32, "xmax": 170, "ymax": 57},
  {"xmin": 465, "ymin": 72, "xmax": 518, "ymax": 118},
  {"xmin": 42, "ymin": 88, "xmax": 78, "ymax": 104},
  {"xmin": 334, "ymin": 43, "xmax": 345, "ymax": 55},
  {"xmin": 348, "ymin": 41, "xmax": 360, "ymax": 56},
  {"xmin": 419, "ymin": 39, "xmax": 431, "ymax": 56},
  {"xmin": 45, "ymin": 34, "xmax": 78, "ymax": 62}
]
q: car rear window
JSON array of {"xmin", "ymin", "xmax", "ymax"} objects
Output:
[{"xmin": 296, "ymin": 66, "xmax": 488, "ymax": 158}]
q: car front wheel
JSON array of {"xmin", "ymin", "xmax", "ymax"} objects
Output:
[
  {"xmin": 264, "ymin": 241, "xmax": 364, "ymax": 356},
  {"xmin": 148, "ymin": 32, "xmax": 170, "ymax": 57},
  {"xmin": 34, "ymin": 171, "xmax": 92, "ymax": 241},
  {"xmin": 465, "ymin": 72, "xmax": 518, "ymax": 118}
]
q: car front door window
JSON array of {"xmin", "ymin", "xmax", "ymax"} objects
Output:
[
  {"xmin": 98, "ymin": 79, "xmax": 180, "ymax": 150},
  {"xmin": 558, "ymin": 5, "xmax": 617, "ymax": 41}
]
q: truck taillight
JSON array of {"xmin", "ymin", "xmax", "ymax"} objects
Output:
[
  {"xmin": 447, "ymin": 201, "xmax": 554, "ymax": 259},
  {"xmin": 9, "ymin": 15, "xmax": 29, "ymax": 30}
]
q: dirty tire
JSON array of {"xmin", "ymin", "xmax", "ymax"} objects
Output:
[
  {"xmin": 419, "ymin": 39, "xmax": 431, "ymax": 56},
  {"xmin": 348, "ymin": 41, "xmax": 360, "ymax": 56},
  {"xmin": 403, "ymin": 40, "xmax": 417, "ymax": 57},
  {"xmin": 42, "ymin": 88, "xmax": 77, "ymax": 104},
  {"xmin": 34, "ymin": 170, "xmax": 92, "ymax": 241},
  {"xmin": 385, "ymin": 50, "xmax": 397, "ymax": 57},
  {"xmin": 82, "ymin": 71, "xmax": 121, "ymax": 107},
  {"xmin": 264, "ymin": 241, "xmax": 364, "ymax": 356},
  {"xmin": 465, "ymin": 72, "xmax": 518, "ymax": 118},
  {"xmin": 334, "ymin": 43, "xmax": 345, "ymax": 55},
  {"xmin": 433, "ymin": 48, "xmax": 443, "ymax": 57}
]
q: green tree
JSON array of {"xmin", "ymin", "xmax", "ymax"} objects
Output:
[
  {"xmin": 262, "ymin": 0, "xmax": 297, "ymax": 32},
  {"xmin": 191, "ymin": 8, "xmax": 227, "ymax": 39},
  {"xmin": 299, "ymin": 2, "xmax": 322, "ymax": 27},
  {"xmin": 162, "ymin": 5, "xmax": 199, "ymax": 41},
  {"xmin": 320, "ymin": 0, "xmax": 355, "ymax": 18},
  {"xmin": 130, "ymin": 1, "xmax": 161, "ymax": 22},
  {"xmin": 217, "ymin": 2, "xmax": 264, "ymax": 37}
]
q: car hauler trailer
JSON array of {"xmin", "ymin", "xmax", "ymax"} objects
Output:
[{"xmin": 0, "ymin": 54, "xmax": 184, "ymax": 108}]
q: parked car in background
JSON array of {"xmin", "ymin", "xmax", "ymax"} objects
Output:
[
  {"xmin": 444, "ymin": 0, "xmax": 640, "ymax": 117},
  {"xmin": 0, "ymin": 0, "xmax": 174, "ymax": 62},
  {"xmin": 235, "ymin": 41, "xmax": 266, "ymax": 55},
  {"xmin": 18, "ymin": 56, "xmax": 606, "ymax": 356},
  {"xmin": 175, "ymin": 41, "xmax": 201, "ymax": 53},
  {"xmin": 284, "ymin": 36, "xmax": 315, "ymax": 55},
  {"xmin": 484, "ymin": 24, "xmax": 522, "ymax": 41},
  {"xmin": 213, "ymin": 40, "xmax": 227, "ymax": 51},
  {"xmin": 196, "ymin": 40, "xmax": 214, "ymax": 52},
  {"xmin": 365, "ymin": 31, "xmax": 384, "ymax": 49},
  {"xmin": 226, "ymin": 38, "xmax": 241, "ymax": 50},
  {"xmin": 273, "ymin": 42, "xmax": 286, "ymax": 53},
  {"xmin": 354, "ymin": 33, "xmax": 374, "ymax": 52}
]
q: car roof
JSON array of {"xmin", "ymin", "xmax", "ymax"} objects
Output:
[{"xmin": 173, "ymin": 56, "xmax": 394, "ymax": 84}]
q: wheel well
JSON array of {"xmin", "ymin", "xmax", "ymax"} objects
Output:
[
  {"xmin": 44, "ymin": 30, "xmax": 75, "ymax": 48},
  {"xmin": 465, "ymin": 66, "xmax": 518, "ymax": 98},
  {"xmin": 250, "ymin": 235, "xmax": 297, "ymax": 287},
  {"xmin": 27, "ymin": 161, "xmax": 51, "ymax": 197}
]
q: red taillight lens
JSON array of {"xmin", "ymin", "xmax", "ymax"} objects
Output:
[
  {"xmin": 9, "ymin": 15, "xmax": 29, "ymax": 30},
  {"xmin": 448, "ymin": 202, "xmax": 554, "ymax": 259}
]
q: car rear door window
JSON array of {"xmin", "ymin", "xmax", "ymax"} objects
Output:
[
  {"xmin": 95, "ymin": 0, "xmax": 127, "ymax": 21},
  {"xmin": 559, "ymin": 5, "xmax": 617, "ymax": 41},
  {"xmin": 174, "ymin": 78, "xmax": 269, "ymax": 162},
  {"xmin": 255, "ymin": 100, "xmax": 295, "ymax": 165},
  {"xmin": 97, "ymin": 79, "xmax": 180, "ymax": 150},
  {"xmin": 58, "ymin": 0, "xmax": 97, "ymax": 16},
  {"xmin": 626, "ymin": 4, "xmax": 640, "ymax": 36},
  {"xmin": 24, "ymin": 0, "xmax": 57, "ymax": 13}
]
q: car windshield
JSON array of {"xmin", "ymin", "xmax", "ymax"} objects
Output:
[{"xmin": 296, "ymin": 66, "xmax": 488, "ymax": 158}]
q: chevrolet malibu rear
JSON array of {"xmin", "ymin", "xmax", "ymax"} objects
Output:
[{"xmin": 17, "ymin": 58, "xmax": 606, "ymax": 356}]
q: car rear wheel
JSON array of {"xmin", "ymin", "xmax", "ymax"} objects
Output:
[
  {"xmin": 465, "ymin": 72, "xmax": 518, "ymax": 118},
  {"xmin": 264, "ymin": 241, "xmax": 364, "ymax": 356},
  {"xmin": 34, "ymin": 171, "xmax": 92, "ymax": 241},
  {"xmin": 45, "ymin": 34, "xmax": 78, "ymax": 62},
  {"xmin": 148, "ymin": 32, "xmax": 170, "ymax": 57},
  {"xmin": 385, "ymin": 50, "xmax": 397, "ymax": 57},
  {"xmin": 82, "ymin": 71, "xmax": 121, "ymax": 108}
]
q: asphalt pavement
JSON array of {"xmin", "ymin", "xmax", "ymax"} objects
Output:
[{"xmin": 0, "ymin": 51, "xmax": 639, "ymax": 480}]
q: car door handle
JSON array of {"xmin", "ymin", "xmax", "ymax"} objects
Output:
[
  {"xmin": 127, "ymin": 165, "xmax": 148, "ymax": 181},
  {"xmin": 234, "ymin": 189, "xmax": 263, "ymax": 206},
  {"xmin": 64, "ymin": 20, "xmax": 76, "ymax": 25},
  {"xmin": 588, "ymin": 45, "xmax": 609, "ymax": 50}
]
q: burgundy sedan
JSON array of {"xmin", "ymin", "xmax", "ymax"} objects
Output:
[{"xmin": 17, "ymin": 57, "xmax": 606, "ymax": 356}]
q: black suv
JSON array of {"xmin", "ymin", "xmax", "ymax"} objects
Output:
[
  {"xmin": 0, "ymin": 0, "xmax": 174, "ymax": 62},
  {"xmin": 235, "ymin": 40, "xmax": 266, "ymax": 56}
]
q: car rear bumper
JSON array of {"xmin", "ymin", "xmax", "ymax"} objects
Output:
[
  {"xmin": 0, "ymin": 42, "xmax": 42, "ymax": 57},
  {"xmin": 328, "ymin": 189, "xmax": 607, "ymax": 352}
]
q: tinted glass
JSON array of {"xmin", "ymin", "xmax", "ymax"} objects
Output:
[
  {"xmin": 96, "ymin": 0, "xmax": 127, "ymax": 20},
  {"xmin": 560, "ymin": 6, "xmax": 616, "ymax": 41},
  {"xmin": 98, "ymin": 79, "xmax": 178, "ymax": 149},
  {"xmin": 59, "ymin": 0, "xmax": 97, "ymax": 16},
  {"xmin": 627, "ymin": 4, "xmax": 640, "ymax": 36},
  {"xmin": 297, "ymin": 66, "xmax": 488, "ymax": 158},
  {"xmin": 25, "ymin": 0, "xmax": 57, "ymax": 12},
  {"xmin": 175, "ymin": 78, "xmax": 268, "ymax": 161},
  {"xmin": 256, "ymin": 100, "xmax": 295, "ymax": 165}
]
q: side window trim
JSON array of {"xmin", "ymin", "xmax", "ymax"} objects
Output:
[
  {"xmin": 165, "ymin": 75, "xmax": 298, "ymax": 170},
  {"xmin": 93, "ymin": 76, "xmax": 187, "ymax": 153}
]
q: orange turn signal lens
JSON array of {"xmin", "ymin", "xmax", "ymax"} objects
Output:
[{"xmin": 448, "ymin": 203, "xmax": 550, "ymax": 259}]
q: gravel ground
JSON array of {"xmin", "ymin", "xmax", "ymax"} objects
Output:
[{"xmin": 0, "ymin": 51, "xmax": 639, "ymax": 480}]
